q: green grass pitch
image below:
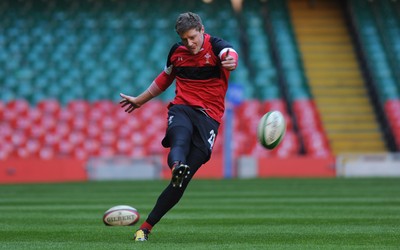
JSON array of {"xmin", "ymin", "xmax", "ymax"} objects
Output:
[{"xmin": 1, "ymin": 178, "xmax": 400, "ymax": 249}]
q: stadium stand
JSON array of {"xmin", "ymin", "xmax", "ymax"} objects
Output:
[
  {"xmin": 241, "ymin": 1, "xmax": 279, "ymax": 100},
  {"xmin": 347, "ymin": 0, "xmax": 400, "ymax": 150},
  {"xmin": 0, "ymin": 0, "xmax": 303, "ymax": 161},
  {"xmin": 232, "ymin": 0, "xmax": 300, "ymax": 157},
  {"xmin": 369, "ymin": 0, "xmax": 400, "ymax": 88},
  {"xmin": 288, "ymin": 0, "xmax": 387, "ymax": 154},
  {"xmin": 265, "ymin": 0, "xmax": 332, "ymax": 157},
  {"xmin": 2, "ymin": 0, "xmax": 399, "ymax": 164}
]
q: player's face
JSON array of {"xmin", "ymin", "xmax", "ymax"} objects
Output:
[{"xmin": 179, "ymin": 26, "xmax": 204, "ymax": 55}]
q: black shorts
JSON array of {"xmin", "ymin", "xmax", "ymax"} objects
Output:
[{"xmin": 161, "ymin": 104, "xmax": 220, "ymax": 159}]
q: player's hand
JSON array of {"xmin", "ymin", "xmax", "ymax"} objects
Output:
[
  {"xmin": 221, "ymin": 50, "xmax": 237, "ymax": 71},
  {"xmin": 119, "ymin": 93, "xmax": 141, "ymax": 113}
]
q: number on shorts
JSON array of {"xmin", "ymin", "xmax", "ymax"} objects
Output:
[{"xmin": 208, "ymin": 130, "xmax": 216, "ymax": 150}]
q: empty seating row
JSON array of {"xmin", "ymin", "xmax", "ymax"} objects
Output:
[
  {"xmin": 0, "ymin": 99, "xmax": 314, "ymax": 160},
  {"xmin": 0, "ymin": 0, "xmax": 255, "ymax": 105},
  {"xmin": 0, "ymin": 99, "xmax": 167, "ymax": 160}
]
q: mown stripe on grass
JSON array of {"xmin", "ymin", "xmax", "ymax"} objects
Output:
[{"xmin": 0, "ymin": 178, "xmax": 399, "ymax": 249}]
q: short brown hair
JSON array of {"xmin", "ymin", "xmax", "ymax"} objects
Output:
[{"xmin": 175, "ymin": 12, "xmax": 203, "ymax": 35}]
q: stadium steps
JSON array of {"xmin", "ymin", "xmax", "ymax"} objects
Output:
[{"xmin": 288, "ymin": 0, "xmax": 387, "ymax": 154}]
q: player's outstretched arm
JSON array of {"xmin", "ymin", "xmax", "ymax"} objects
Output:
[
  {"xmin": 119, "ymin": 80, "xmax": 163, "ymax": 113},
  {"xmin": 119, "ymin": 78, "xmax": 166, "ymax": 113},
  {"xmin": 119, "ymin": 91, "xmax": 153, "ymax": 113}
]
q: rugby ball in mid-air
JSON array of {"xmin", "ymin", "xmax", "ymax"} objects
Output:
[
  {"xmin": 257, "ymin": 111, "xmax": 286, "ymax": 150},
  {"xmin": 103, "ymin": 205, "xmax": 140, "ymax": 226}
]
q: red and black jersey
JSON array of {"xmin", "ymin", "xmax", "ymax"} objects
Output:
[{"xmin": 154, "ymin": 33, "xmax": 237, "ymax": 124}]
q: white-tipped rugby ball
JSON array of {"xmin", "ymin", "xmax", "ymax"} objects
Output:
[
  {"xmin": 257, "ymin": 111, "xmax": 286, "ymax": 150},
  {"xmin": 103, "ymin": 205, "xmax": 140, "ymax": 226}
]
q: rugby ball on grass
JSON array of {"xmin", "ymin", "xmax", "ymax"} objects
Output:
[
  {"xmin": 257, "ymin": 111, "xmax": 286, "ymax": 150},
  {"xmin": 103, "ymin": 205, "xmax": 140, "ymax": 226}
]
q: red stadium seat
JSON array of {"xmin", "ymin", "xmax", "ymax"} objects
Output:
[
  {"xmin": 117, "ymin": 124, "xmax": 133, "ymax": 138},
  {"xmin": 57, "ymin": 140, "xmax": 75, "ymax": 157},
  {"xmin": 385, "ymin": 99, "xmax": 400, "ymax": 114},
  {"xmin": 123, "ymin": 115, "xmax": 143, "ymax": 131},
  {"xmin": 2, "ymin": 108, "xmax": 19, "ymax": 128},
  {"xmin": 92, "ymin": 100, "xmax": 117, "ymax": 114},
  {"xmin": 262, "ymin": 99, "xmax": 287, "ymax": 113},
  {"xmin": 38, "ymin": 146, "xmax": 56, "ymax": 160},
  {"xmin": 293, "ymin": 99, "xmax": 331, "ymax": 156},
  {"xmin": 141, "ymin": 100, "xmax": 167, "ymax": 117},
  {"xmin": 25, "ymin": 138, "xmax": 42, "ymax": 156},
  {"xmin": 115, "ymin": 108, "xmax": 131, "ymax": 122},
  {"xmin": 101, "ymin": 116, "xmax": 117, "ymax": 131},
  {"xmin": 28, "ymin": 124, "xmax": 46, "ymax": 141},
  {"xmin": 275, "ymin": 130, "xmax": 300, "ymax": 157},
  {"xmin": 0, "ymin": 139, "xmax": 13, "ymax": 160},
  {"xmin": 116, "ymin": 138, "xmax": 133, "ymax": 155},
  {"xmin": 82, "ymin": 138, "xmax": 101, "ymax": 156},
  {"xmin": 15, "ymin": 116, "xmax": 31, "ymax": 131},
  {"xmin": 97, "ymin": 145, "xmax": 116, "ymax": 157},
  {"xmin": 15, "ymin": 147, "xmax": 32, "ymax": 158},
  {"xmin": 67, "ymin": 100, "xmax": 90, "ymax": 114},
  {"xmin": 72, "ymin": 146, "xmax": 90, "ymax": 160},
  {"xmin": 302, "ymin": 129, "xmax": 331, "ymax": 157},
  {"xmin": 27, "ymin": 107, "xmax": 43, "ymax": 124},
  {"xmin": 54, "ymin": 122, "xmax": 72, "ymax": 140},
  {"xmin": 384, "ymin": 100, "xmax": 400, "ymax": 130},
  {"xmin": 234, "ymin": 101, "xmax": 263, "ymax": 139},
  {"xmin": 127, "ymin": 146, "xmax": 147, "ymax": 157},
  {"xmin": 142, "ymin": 119, "xmax": 166, "ymax": 139},
  {"xmin": 71, "ymin": 115, "xmax": 88, "ymax": 131},
  {"xmin": 212, "ymin": 138, "xmax": 223, "ymax": 155},
  {"xmin": 130, "ymin": 132, "xmax": 145, "ymax": 146},
  {"xmin": 385, "ymin": 101, "xmax": 400, "ymax": 150},
  {"xmin": 86, "ymin": 122, "xmax": 102, "ymax": 139},
  {"xmin": 6, "ymin": 99, "xmax": 30, "ymax": 115},
  {"xmin": 37, "ymin": 99, "xmax": 61, "ymax": 116},
  {"xmin": 149, "ymin": 116, "xmax": 167, "ymax": 130},
  {"xmin": 0, "ymin": 101, "xmax": 4, "ymax": 120},
  {"xmin": 293, "ymin": 99, "xmax": 323, "ymax": 130},
  {"xmin": 250, "ymin": 143, "xmax": 275, "ymax": 157},
  {"xmin": 146, "ymin": 139, "xmax": 166, "ymax": 155},
  {"xmin": 58, "ymin": 109, "xmax": 74, "ymax": 123},
  {"xmin": 88, "ymin": 108, "xmax": 104, "ymax": 122},
  {"xmin": 0, "ymin": 123, "xmax": 13, "ymax": 141},
  {"xmin": 67, "ymin": 131, "xmax": 85, "ymax": 147},
  {"xmin": 11, "ymin": 129, "xmax": 27, "ymax": 144},
  {"xmin": 40, "ymin": 114, "xmax": 58, "ymax": 132},
  {"xmin": 43, "ymin": 132, "xmax": 62, "ymax": 147},
  {"xmin": 236, "ymin": 100, "xmax": 262, "ymax": 119},
  {"xmin": 100, "ymin": 131, "xmax": 117, "ymax": 146}
]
